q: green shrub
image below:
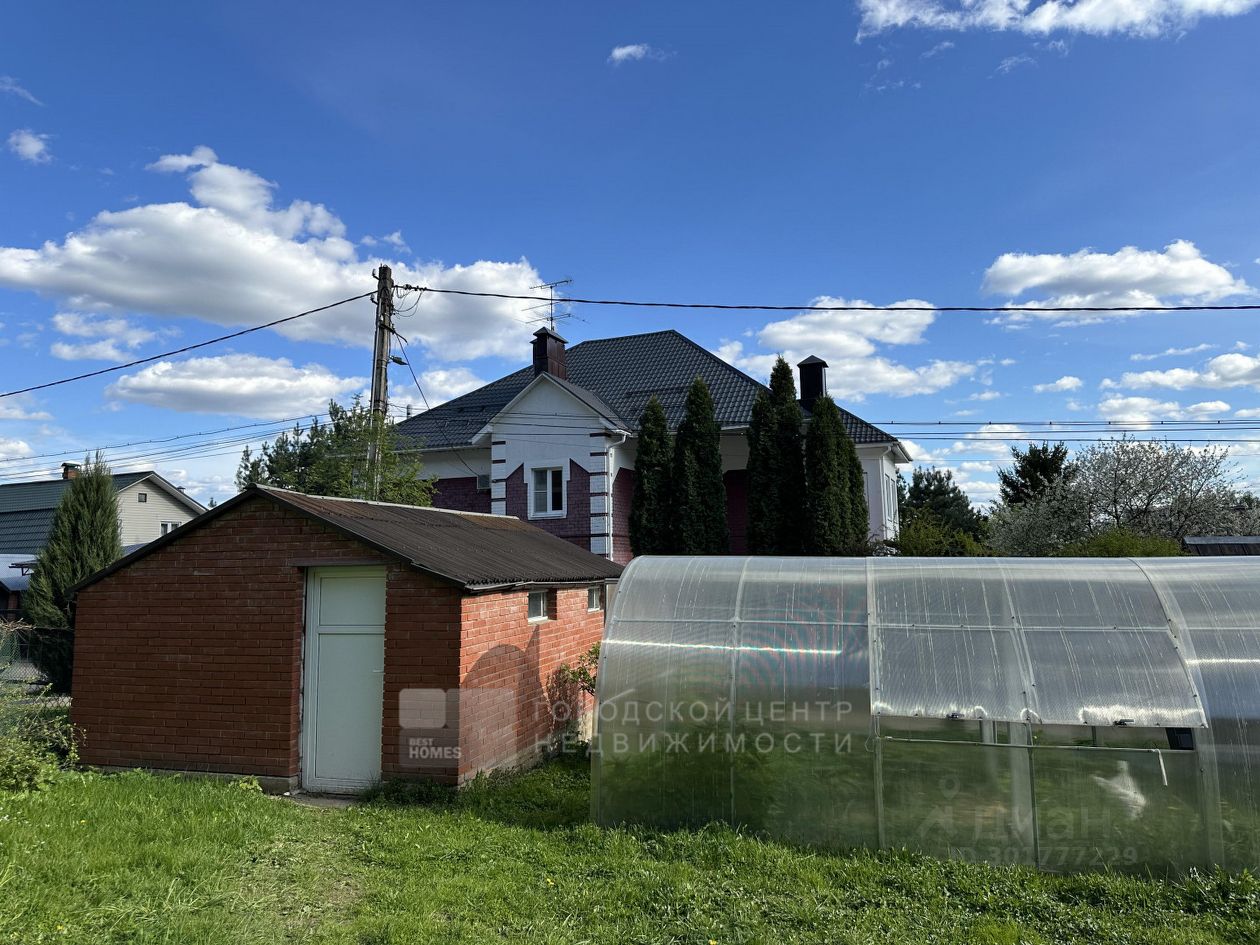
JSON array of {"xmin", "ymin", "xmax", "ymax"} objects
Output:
[
  {"xmin": 1058, "ymin": 527, "xmax": 1184, "ymax": 557},
  {"xmin": 0, "ymin": 678, "xmax": 78, "ymax": 791}
]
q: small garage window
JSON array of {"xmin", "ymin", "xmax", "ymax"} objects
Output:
[
  {"xmin": 528, "ymin": 590, "xmax": 550, "ymax": 621},
  {"xmin": 588, "ymin": 586, "xmax": 603, "ymax": 611},
  {"xmin": 160, "ymin": 521, "xmax": 181, "ymax": 535}
]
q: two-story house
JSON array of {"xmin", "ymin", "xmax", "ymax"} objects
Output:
[
  {"xmin": 0, "ymin": 465, "xmax": 207, "ymax": 557},
  {"xmin": 396, "ymin": 328, "xmax": 910, "ymax": 564}
]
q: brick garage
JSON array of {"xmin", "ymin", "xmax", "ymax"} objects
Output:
[{"xmin": 71, "ymin": 486, "xmax": 620, "ymax": 791}]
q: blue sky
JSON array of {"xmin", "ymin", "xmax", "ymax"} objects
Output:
[{"xmin": 2, "ymin": 0, "xmax": 1259, "ymax": 504}]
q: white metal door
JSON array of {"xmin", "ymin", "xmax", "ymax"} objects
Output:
[{"xmin": 302, "ymin": 566, "xmax": 386, "ymax": 792}]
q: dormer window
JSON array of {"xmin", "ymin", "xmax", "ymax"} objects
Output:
[{"xmin": 137, "ymin": 492, "xmax": 148, "ymax": 503}]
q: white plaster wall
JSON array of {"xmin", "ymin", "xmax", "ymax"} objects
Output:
[
  {"xmin": 116, "ymin": 483, "xmax": 200, "ymax": 546},
  {"xmin": 421, "ymin": 449, "xmax": 491, "ymax": 481}
]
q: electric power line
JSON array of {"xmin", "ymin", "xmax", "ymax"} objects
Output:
[
  {"xmin": 395, "ymin": 284, "xmax": 1260, "ymax": 314},
  {"xmin": 0, "ymin": 291, "xmax": 375, "ymax": 400}
]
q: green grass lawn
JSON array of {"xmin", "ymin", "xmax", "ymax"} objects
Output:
[{"xmin": 0, "ymin": 755, "xmax": 1256, "ymax": 944}]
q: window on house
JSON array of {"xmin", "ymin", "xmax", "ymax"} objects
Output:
[
  {"xmin": 475, "ymin": 473, "xmax": 491, "ymax": 492},
  {"xmin": 587, "ymin": 585, "xmax": 603, "ymax": 611},
  {"xmin": 137, "ymin": 492, "xmax": 148, "ymax": 503},
  {"xmin": 531, "ymin": 467, "xmax": 564, "ymax": 516},
  {"xmin": 528, "ymin": 589, "xmax": 550, "ymax": 621},
  {"xmin": 160, "ymin": 521, "xmax": 181, "ymax": 535}
]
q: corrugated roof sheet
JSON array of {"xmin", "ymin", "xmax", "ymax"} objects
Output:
[
  {"xmin": 1185, "ymin": 536, "xmax": 1260, "ymax": 556},
  {"xmin": 77, "ymin": 486, "xmax": 622, "ymax": 593},
  {"xmin": 395, "ymin": 329, "xmax": 900, "ymax": 450}
]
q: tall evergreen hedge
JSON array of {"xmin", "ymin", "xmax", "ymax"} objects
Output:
[
  {"xmin": 745, "ymin": 391, "xmax": 778, "ymax": 554},
  {"xmin": 629, "ymin": 396, "xmax": 673, "ymax": 555},
  {"xmin": 804, "ymin": 395, "xmax": 850, "ymax": 554},
  {"xmin": 23, "ymin": 453, "xmax": 123, "ymax": 693},
  {"xmin": 769, "ymin": 359, "xmax": 807, "ymax": 553},
  {"xmin": 670, "ymin": 377, "xmax": 729, "ymax": 554}
]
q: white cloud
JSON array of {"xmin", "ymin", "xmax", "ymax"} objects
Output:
[
  {"xmin": 716, "ymin": 297, "xmax": 977, "ymax": 400},
  {"xmin": 1130, "ymin": 343, "xmax": 1215, "ymax": 361},
  {"xmin": 415, "ymin": 367, "xmax": 486, "ymax": 405},
  {"xmin": 608, "ymin": 44, "xmax": 668, "ymax": 64},
  {"xmin": 0, "ymin": 395, "xmax": 51, "ymax": 421},
  {"xmin": 106, "ymin": 354, "xmax": 366, "ymax": 419},
  {"xmin": 1033, "ymin": 375, "xmax": 1083, "ymax": 393},
  {"xmin": 0, "ymin": 437, "xmax": 33, "ymax": 459},
  {"xmin": 1235, "ymin": 408, "xmax": 1260, "ymax": 419},
  {"xmin": 856, "ymin": 0, "xmax": 1260, "ymax": 38},
  {"xmin": 982, "ymin": 240, "xmax": 1253, "ymax": 324},
  {"xmin": 922, "ymin": 40, "xmax": 955, "ymax": 56},
  {"xmin": 1111, "ymin": 353, "xmax": 1260, "ymax": 392},
  {"xmin": 0, "ymin": 77, "xmax": 41, "ymax": 106},
  {"xmin": 968, "ymin": 389, "xmax": 1004, "ymax": 401},
  {"xmin": 996, "ymin": 54, "xmax": 1036, "ymax": 73},
  {"xmin": 50, "ymin": 312, "xmax": 158, "ymax": 361},
  {"xmin": 7, "ymin": 129, "xmax": 51, "ymax": 164},
  {"xmin": 361, "ymin": 230, "xmax": 410, "ymax": 253},
  {"xmin": 0, "ymin": 147, "xmax": 543, "ymax": 360},
  {"xmin": 1097, "ymin": 395, "xmax": 1231, "ymax": 424}
]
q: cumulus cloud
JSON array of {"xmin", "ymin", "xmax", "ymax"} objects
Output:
[
  {"xmin": 7, "ymin": 129, "xmax": 51, "ymax": 164},
  {"xmin": 967, "ymin": 389, "xmax": 1004, "ymax": 401},
  {"xmin": 715, "ymin": 297, "xmax": 977, "ymax": 400},
  {"xmin": 856, "ymin": 0, "xmax": 1260, "ymax": 38},
  {"xmin": 107, "ymin": 353, "xmax": 366, "ymax": 419},
  {"xmin": 1033, "ymin": 375, "xmax": 1083, "ymax": 393},
  {"xmin": 415, "ymin": 367, "xmax": 486, "ymax": 405},
  {"xmin": 0, "ymin": 77, "xmax": 41, "ymax": 106},
  {"xmin": 0, "ymin": 146, "xmax": 544, "ymax": 360},
  {"xmin": 982, "ymin": 240, "xmax": 1253, "ymax": 324},
  {"xmin": 1109, "ymin": 352, "xmax": 1260, "ymax": 393},
  {"xmin": 1097, "ymin": 395, "xmax": 1231, "ymax": 424},
  {"xmin": 0, "ymin": 437, "xmax": 33, "ymax": 460},
  {"xmin": 608, "ymin": 44, "xmax": 668, "ymax": 64},
  {"xmin": 50, "ymin": 312, "xmax": 158, "ymax": 361},
  {"xmin": 0, "ymin": 395, "xmax": 51, "ymax": 421}
]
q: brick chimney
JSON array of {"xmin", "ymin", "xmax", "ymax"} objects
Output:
[
  {"xmin": 61, "ymin": 462, "xmax": 80, "ymax": 480},
  {"xmin": 798, "ymin": 356, "xmax": 828, "ymax": 412},
  {"xmin": 531, "ymin": 327, "xmax": 568, "ymax": 379}
]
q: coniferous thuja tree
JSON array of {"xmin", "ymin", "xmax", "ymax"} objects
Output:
[
  {"xmin": 840, "ymin": 430, "xmax": 869, "ymax": 551},
  {"xmin": 23, "ymin": 452, "xmax": 123, "ymax": 693},
  {"xmin": 670, "ymin": 377, "xmax": 729, "ymax": 554},
  {"xmin": 803, "ymin": 395, "xmax": 850, "ymax": 554},
  {"xmin": 629, "ymin": 396, "xmax": 673, "ymax": 555},
  {"xmin": 744, "ymin": 390, "xmax": 779, "ymax": 554},
  {"xmin": 768, "ymin": 358, "xmax": 807, "ymax": 554}
]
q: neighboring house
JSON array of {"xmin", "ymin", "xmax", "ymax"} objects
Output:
[
  {"xmin": 71, "ymin": 485, "xmax": 621, "ymax": 792},
  {"xmin": 0, "ymin": 464, "xmax": 207, "ymax": 556},
  {"xmin": 0, "ymin": 554, "xmax": 30, "ymax": 619},
  {"xmin": 396, "ymin": 328, "xmax": 910, "ymax": 563}
]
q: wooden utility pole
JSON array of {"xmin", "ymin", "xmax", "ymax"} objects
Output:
[{"xmin": 366, "ymin": 264, "xmax": 394, "ymax": 498}]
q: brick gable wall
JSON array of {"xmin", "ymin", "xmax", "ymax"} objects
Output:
[
  {"xmin": 431, "ymin": 476, "xmax": 492, "ymax": 514},
  {"xmin": 503, "ymin": 460, "xmax": 592, "ymax": 551}
]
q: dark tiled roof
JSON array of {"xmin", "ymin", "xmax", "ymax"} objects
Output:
[
  {"xmin": 396, "ymin": 329, "xmax": 900, "ymax": 450},
  {"xmin": 0, "ymin": 472, "xmax": 154, "ymax": 555},
  {"xmin": 76, "ymin": 486, "xmax": 622, "ymax": 594}
]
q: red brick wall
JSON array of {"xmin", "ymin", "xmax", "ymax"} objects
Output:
[
  {"xmin": 71, "ymin": 497, "xmax": 404, "ymax": 779},
  {"xmin": 456, "ymin": 585, "xmax": 605, "ymax": 780},
  {"xmin": 503, "ymin": 460, "xmax": 593, "ymax": 551},
  {"xmin": 431, "ymin": 476, "xmax": 491, "ymax": 514}
]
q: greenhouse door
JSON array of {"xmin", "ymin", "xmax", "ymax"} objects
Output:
[{"xmin": 302, "ymin": 567, "xmax": 386, "ymax": 793}]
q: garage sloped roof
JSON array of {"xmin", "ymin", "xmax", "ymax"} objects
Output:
[{"xmin": 75, "ymin": 485, "xmax": 622, "ymax": 594}]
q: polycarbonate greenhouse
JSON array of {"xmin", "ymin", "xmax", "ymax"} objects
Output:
[{"xmin": 592, "ymin": 557, "xmax": 1260, "ymax": 874}]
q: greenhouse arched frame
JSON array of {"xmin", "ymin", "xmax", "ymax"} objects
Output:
[{"xmin": 592, "ymin": 556, "xmax": 1260, "ymax": 874}]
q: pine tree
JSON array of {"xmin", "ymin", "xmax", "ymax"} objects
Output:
[
  {"xmin": 768, "ymin": 357, "xmax": 806, "ymax": 553},
  {"xmin": 670, "ymin": 377, "xmax": 729, "ymax": 554},
  {"xmin": 744, "ymin": 390, "xmax": 779, "ymax": 554},
  {"xmin": 804, "ymin": 395, "xmax": 849, "ymax": 554},
  {"xmin": 997, "ymin": 441, "xmax": 1074, "ymax": 506},
  {"xmin": 23, "ymin": 453, "xmax": 123, "ymax": 693},
  {"xmin": 629, "ymin": 396, "xmax": 673, "ymax": 555},
  {"xmin": 236, "ymin": 396, "xmax": 434, "ymax": 505},
  {"xmin": 906, "ymin": 467, "xmax": 983, "ymax": 539}
]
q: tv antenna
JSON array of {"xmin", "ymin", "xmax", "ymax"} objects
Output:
[{"xmin": 525, "ymin": 278, "xmax": 574, "ymax": 330}]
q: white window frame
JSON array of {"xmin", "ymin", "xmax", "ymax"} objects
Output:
[
  {"xmin": 528, "ymin": 465, "xmax": 566, "ymax": 519},
  {"xmin": 527, "ymin": 589, "xmax": 550, "ymax": 622},
  {"xmin": 587, "ymin": 585, "xmax": 603, "ymax": 612},
  {"xmin": 160, "ymin": 521, "xmax": 181, "ymax": 535}
]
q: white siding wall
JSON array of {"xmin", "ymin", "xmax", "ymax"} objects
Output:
[
  {"xmin": 116, "ymin": 483, "xmax": 200, "ymax": 546},
  {"xmin": 857, "ymin": 446, "xmax": 900, "ymax": 543}
]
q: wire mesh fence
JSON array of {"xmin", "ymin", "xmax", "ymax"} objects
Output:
[{"xmin": 0, "ymin": 619, "xmax": 50, "ymax": 687}]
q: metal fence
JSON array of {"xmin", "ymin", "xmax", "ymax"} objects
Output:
[{"xmin": 0, "ymin": 621, "xmax": 46, "ymax": 685}]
